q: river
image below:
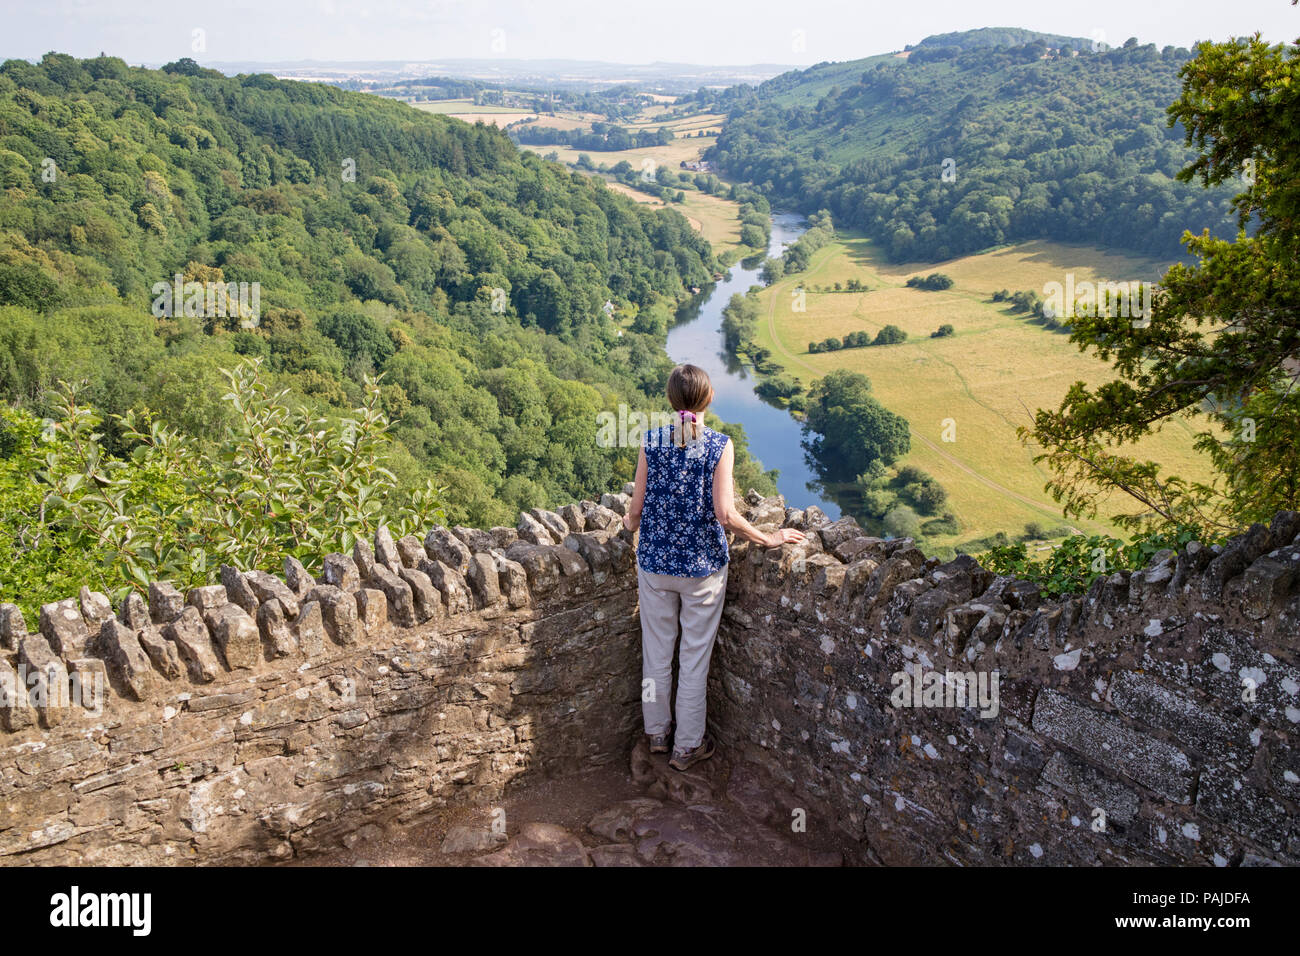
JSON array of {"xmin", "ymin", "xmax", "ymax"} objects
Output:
[{"xmin": 666, "ymin": 212, "xmax": 841, "ymax": 519}]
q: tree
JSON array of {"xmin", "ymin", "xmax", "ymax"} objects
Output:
[
  {"xmin": 803, "ymin": 369, "xmax": 911, "ymax": 479},
  {"xmin": 1024, "ymin": 33, "xmax": 1300, "ymax": 536},
  {"xmin": 873, "ymin": 324, "xmax": 907, "ymax": 345}
]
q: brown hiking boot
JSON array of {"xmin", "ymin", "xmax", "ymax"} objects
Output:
[
  {"xmin": 669, "ymin": 733, "xmax": 715, "ymax": 772},
  {"xmin": 648, "ymin": 730, "xmax": 671, "ymax": 754}
]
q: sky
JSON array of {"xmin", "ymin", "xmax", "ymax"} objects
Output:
[{"xmin": 0, "ymin": 0, "xmax": 1296, "ymax": 67}]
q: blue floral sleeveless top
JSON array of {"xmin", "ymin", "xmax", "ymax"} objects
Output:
[{"xmin": 636, "ymin": 423, "xmax": 731, "ymax": 577}]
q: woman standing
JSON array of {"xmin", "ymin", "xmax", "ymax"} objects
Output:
[{"xmin": 622, "ymin": 364, "xmax": 804, "ymax": 771}]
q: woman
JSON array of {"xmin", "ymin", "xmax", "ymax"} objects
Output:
[{"xmin": 622, "ymin": 364, "xmax": 805, "ymax": 771}]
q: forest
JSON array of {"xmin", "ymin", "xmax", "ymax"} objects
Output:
[
  {"xmin": 0, "ymin": 53, "xmax": 723, "ymax": 609},
  {"xmin": 703, "ymin": 32, "xmax": 1239, "ymax": 261}
]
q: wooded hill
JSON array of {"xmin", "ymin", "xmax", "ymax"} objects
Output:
[
  {"xmin": 0, "ymin": 53, "xmax": 718, "ymax": 527},
  {"xmin": 700, "ymin": 29, "xmax": 1239, "ymax": 261}
]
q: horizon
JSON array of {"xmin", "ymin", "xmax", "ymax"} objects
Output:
[{"xmin": 1, "ymin": 0, "xmax": 1295, "ymax": 68}]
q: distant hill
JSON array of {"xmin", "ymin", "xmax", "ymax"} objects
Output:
[
  {"xmin": 700, "ymin": 30, "xmax": 1238, "ymax": 261},
  {"xmin": 197, "ymin": 59, "xmax": 798, "ymax": 94},
  {"xmin": 909, "ymin": 27, "xmax": 1095, "ymax": 53}
]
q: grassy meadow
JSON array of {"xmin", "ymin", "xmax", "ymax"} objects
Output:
[{"xmin": 752, "ymin": 236, "xmax": 1218, "ymax": 550}]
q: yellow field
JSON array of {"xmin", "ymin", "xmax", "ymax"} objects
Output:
[
  {"xmin": 512, "ymin": 104, "xmax": 748, "ymax": 256},
  {"xmin": 753, "ymin": 237, "xmax": 1217, "ymax": 549},
  {"xmin": 600, "ymin": 180, "xmax": 743, "ymax": 253},
  {"xmin": 624, "ymin": 111, "xmax": 728, "ymax": 136},
  {"xmin": 520, "ymin": 133, "xmax": 720, "ymax": 172},
  {"xmin": 409, "ymin": 98, "xmax": 529, "ymax": 114}
]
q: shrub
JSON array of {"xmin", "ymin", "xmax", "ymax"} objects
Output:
[
  {"xmin": 5, "ymin": 359, "xmax": 444, "ymax": 615},
  {"xmin": 905, "ymin": 272, "xmax": 953, "ymax": 291},
  {"xmin": 873, "ymin": 324, "xmax": 907, "ymax": 346},
  {"xmin": 883, "ymin": 504, "xmax": 922, "ymax": 539}
]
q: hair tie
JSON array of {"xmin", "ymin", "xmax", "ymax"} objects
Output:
[{"xmin": 679, "ymin": 410, "xmax": 696, "ymax": 423}]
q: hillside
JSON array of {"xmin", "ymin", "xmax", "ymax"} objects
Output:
[
  {"xmin": 702, "ymin": 30, "xmax": 1239, "ymax": 261},
  {"xmin": 0, "ymin": 53, "xmax": 716, "ymax": 530}
]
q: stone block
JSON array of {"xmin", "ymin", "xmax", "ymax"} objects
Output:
[
  {"xmin": 517, "ymin": 511, "xmax": 554, "ymax": 545},
  {"xmin": 356, "ymin": 589, "xmax": 388, "ymax": 640},
  {"xmin": 203, "ymin": 604, "xmax": 262, "ymax": 669},
  {"xmin": 220, "ymin": 565, "xmax": 261, "ymax": 616},
  {"xmin": 368, "ymin": 567, "xmax": 416, "ymax": 628},
  {"xmin": 148, "ymin": 581, "xmax": 185, "ymax": 624},
  {"xmin": 187, "ymin": 585, "xmax": 228, "ymax": 612},
  {"xmin": 419, "ymin": 559, "xmax": 470, "ymax": 615},
  {"xmin": 466, "ymin": 552, "xmax": 503, "ymax": 607},
  {"xmin": 1039, "ymin": 749, "xmax": 1139, "ymax": 826},
  {"xmin": 99, "ymin": 617, "xmax": 157, "ymax": 701},
  {"xmin": 1031, "ymin": 689, "xmax": 1194, "ymax": 803},
  {"xmin": 245, "ymin": 570, "xmax": 300, "ymax": 619},
  {"xmin": 163, "ymin": 606, "xmax": 222, "ymax": 683},
  {"xmin": 283, "ymin": 556, "xmax": 315, "ymax": 598},
  {"xmin": 256, "ymin": 599, "xmax": 297, "ymax": 658},
  {"xmin": 374, "ymin": 526, "xmax": 401, "ymax": 572},
  {"xmin": 391, "ymin": 535, "xmax": 422, "ymax": 570},
  {"xmin": 398, "ymin": 567, "xmax": 439, "ymax": 623},
  {"xmin": 138, "ymin": 625, "xmax": 185, "ymax": 680},
  {"xmin": 40, "ymin": 598, "xmax": 90, "ymax": 658},
  {"xmin": 321, "ymin": 553, "xmax": 361, "ymax": 592},
  {"xmin": 0, "ymin": 603, "xmax": 27, "ymax": 651},
  {"xmin": 295, "ymin": 601, "xmax": 327, "ymax": 657},
  {"xmin": 18, "ymin": 633, "xmax": 69, "ymax": 727},
  {"xmin": 425, "ymin": 526, "xmax": 472, "ymax": 572}
]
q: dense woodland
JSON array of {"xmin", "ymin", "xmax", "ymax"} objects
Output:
[
  {"xmin": 703, "ymin": 34, "xmax": 1239, "ymax": 261},
  {"xmin": 0, "ymin": 53, "xmax": 735, "ymax": 607}
]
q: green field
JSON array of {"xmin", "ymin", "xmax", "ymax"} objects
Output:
[{"xmin": 752, "ymin": 236, "xmax": 1217, "ymax": 550}]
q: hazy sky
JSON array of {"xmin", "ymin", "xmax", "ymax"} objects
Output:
[{"xmin": 1, "ymin": 0, "xmax": 1296, "ymax": 66}]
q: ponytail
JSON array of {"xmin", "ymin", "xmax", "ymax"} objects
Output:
[
  {"xmin": 666, "ymin": 364, "xmax": 711, "ymax": 449},
  {"xmin": 674, "ymin": 409, "xmax": 702, "ymax": 447}
]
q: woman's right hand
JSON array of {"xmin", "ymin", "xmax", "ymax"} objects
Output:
[{"xmin": 765, "ymin": 528, "xmax": 806, "ymax": 547}]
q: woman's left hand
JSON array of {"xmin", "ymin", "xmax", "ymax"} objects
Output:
[{"xmin": 622, "ymin": 512, "xmax": 636, "ymax": 532}]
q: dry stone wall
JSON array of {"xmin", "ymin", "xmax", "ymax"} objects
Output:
[
  {"xmin": 2, "ymin": 485, "xmax": 1297, "ymax": 866},
  {"xmin": 711, "ymin": 493, "xmax": 1300, "ymax": 866},
  {"xmin": 0, "ymin": 496, "xmax": 641, "ymax": 864}
]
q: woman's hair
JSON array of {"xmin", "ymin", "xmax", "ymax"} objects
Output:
[{"xmin": 666, "ymin": 363, "xmax": 711, "ymax": 447}]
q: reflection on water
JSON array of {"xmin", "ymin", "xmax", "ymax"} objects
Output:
[{"xmin": 666, "ymin": 212, "xmax": 842, "ymax": 519}]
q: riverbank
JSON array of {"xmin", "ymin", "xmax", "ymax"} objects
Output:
[
  {"xmin": 665, "ymin": 213, "xmax": 843, "ymax": 518},
  {"xmin": 748, "ymin": 232, "xmax": 1216, "ymax": 552}
]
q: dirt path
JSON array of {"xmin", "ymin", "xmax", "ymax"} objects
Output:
[{"xmin": 297, "ymin": 738, "xmax": 851, "ymax": 867}]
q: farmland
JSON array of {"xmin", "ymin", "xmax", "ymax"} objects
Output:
[{"xmin": 751, "ymin": 236, "xmax": 1218, "ymax": 550}]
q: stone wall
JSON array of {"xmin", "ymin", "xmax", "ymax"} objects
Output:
[
  {"xmin": 710, "ymin": 493, "xmax": 1300, "ymax": 866},
  {"xmin": 0, "ymin": 497, "xmax": 641, "ymax": 864},
  {"xmin": 2, "ymin": 486, "xmax": 1297, "ymax": 866}
]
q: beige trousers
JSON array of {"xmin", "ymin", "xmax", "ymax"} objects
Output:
[{"xmin": 637, "ymin": 562, "xmax": 729, "ymax": 752}]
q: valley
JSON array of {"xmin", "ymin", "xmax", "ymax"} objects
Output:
[{"xmin": 749, "ymin": 236, "xmax": 1218, "ymax": 551}]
